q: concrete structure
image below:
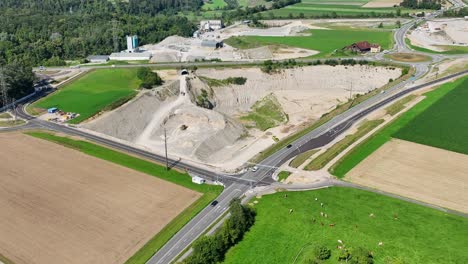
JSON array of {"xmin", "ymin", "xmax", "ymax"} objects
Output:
[
  {"xmin": 109, "ymin": 52, "xmax": 152, "ymax": 61},
  {"xmin": 86, "ymin": 55, "xmax": 109, "ymax": 63},
  {"xmin": 201, "ymin": 39, "xmax": 223, "ymax": 49},
  {"xmin": 126, "ymin": 35, "xmax": 139, "ymax": 52},
  {"xmin": 200, "ymin": 20, "xmax": 223, "ymax": 31}
]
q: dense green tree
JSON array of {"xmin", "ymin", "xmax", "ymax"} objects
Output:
[
  {"xmin": 137, "ymin": 67, "xmax": 162, "ymax": 89},
  {"xmin": 0, "ymin": 64, "xmax": 35, "ymax": 107}
]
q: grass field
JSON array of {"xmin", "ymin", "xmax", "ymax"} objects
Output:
[
  {"xmin": 26, "ymin": 131, "xmax": 223, "ymax": 264},
  {"xmin": 0, "ymin": 119, "xmax": 26, "ymax": 127},
  {"xmin": 393, "ymin": 77, "xmax": 468, "ymax": 155},
  {"xmin": 223, "ymin": 187, "xmax": 468, "ymax": 264},
  {"xmin": 0, "ymin": 112, "xmax": 11, "ymax": 118},
  {"xmin": 277, "ymin": 171, "xmax": 292, "ymax": 182},
  {"xmin": 32, "ymin": 68, "xmax": 140, "ymax": 124},
  {"xmin": 241, "ymin": 94, "xmax": 288, "ymax": 131},
  {"xmin": 202, "ymin": 0, "xmax": 227, "ymax": 10},
  {"xmin": 385, "ymin": 52, "xmax": 431, "ymax": 62},
  {"xmin": 305, "ymin": 119, "xmax": 384, "ymax": 170},
  {"xmin": 289, "ymin": 149, "xmax": 320, "ymax": 168},
  {"xmin": 330, "ymin": 76, "xmax": 467, "ymax": 177},
  {"xmin": 261, "ymin": 0, "xmax": 417, "ymax": 18},
  {"xmin": 225, "ymin": 28, "xmax": 393, "ymax": 58}
]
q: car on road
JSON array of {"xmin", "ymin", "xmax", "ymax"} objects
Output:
[
  {"xmin": 210, "ymin": 200, "xmax": 219, "ymax": 207},
  {"xmin": 251, "ymin": 166, "xmax": 258, "ymax": 172},
  {"xmin": 286, "ymin": 144, "xmax": 293, "ymax": 148}
]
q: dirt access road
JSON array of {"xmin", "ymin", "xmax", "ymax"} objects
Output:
[
  {"xmin": 0, "ymin": 133, "xmax": 200, "ymax": 264},
  {"xmin": 347, "ymin": 139, "xmax": 468, "ymax": 213}
]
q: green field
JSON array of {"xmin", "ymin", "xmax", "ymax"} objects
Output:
[
  {"xmin": 25, "ymin": 131, "xmax": 223, "ymax": 264},
  {"xmin": 32, "ymin": 68, "xmax": 140, "ymax": 124},
  {"xmin": 202, "ymin": 0, "xmax": 227, "ymax": 10},
  {"xmin": 261, "ymin": 0, "xmax": 418, "ymax": 18},
  {"xmin": 225, "ymin": 28, "xmax": 393, "ymax": 57},
  {"xmin": 330, "ymin": 76, "xmax": 467, "ymax": 177},
  {"xmin": 277, "ymin": 171, "xmax": 292, "ymax": 182},
  {"xmin": 223, "ymin": 187, "xmax": 468, "ymax": 264},
  {"xmin": 393, "ymin": 77, "xmax": 468, "ymax": 155}
]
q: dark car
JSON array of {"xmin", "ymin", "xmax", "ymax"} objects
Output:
[
  {"xmin": 210, "ymin": 200, "xmax": 219, "ymax": 207},
  {"xmin": 286, "ymin": 144, "xmax": 292, "ymax": 148}
]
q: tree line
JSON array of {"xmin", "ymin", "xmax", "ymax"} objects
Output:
[
  {"xmin": 182, "ymin": 199, "xmax": 256, "ymax": 264},
  {"xmin": 400, "ymin": 0, "xmax": 442, "ymax": 10},
  {"xmin": 0, "ymin": 64, "xmax": 35, "ymax": 108}
]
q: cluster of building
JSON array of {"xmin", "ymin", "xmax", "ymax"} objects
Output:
[
  {"xmin": 87, "ymin": 35, "xmax": 152, "ymax": 63},
  {"xmin": 345, "ymin": 41, "xmax": 381, "ymax": 53},
  {"xmin": 45, "ymin": 107, "xmax": 79, "ymax": 123},
  {"xmin": 194, "ymin": 20, "xmax": 225, "ymax": 49}
]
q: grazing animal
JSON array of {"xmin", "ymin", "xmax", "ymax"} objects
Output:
[
  {"xmin": 320, "ymin": 212, "xmax": 324, "ymax": 216},
  {"xmin": 289, "ymin": 208, "xmax": 293, "ymax": 214},
  {"xmin": 378, "ymin": 242, "xmax": 384, "ymax": 246},
  {"xmin": 329, "ymin": 223, "xmax": 335, "ymax": 227}
]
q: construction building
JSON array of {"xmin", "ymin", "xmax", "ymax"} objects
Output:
[
  {"xmin": 200, "ymin": 20, "xmax": 224, "ymax": 31},
  {"xmin": 201, "ymin": 39, "xmax": 224, "ymax": 49},
  {"xmin": 109, "ymin": 52, "xmax": 152, "ymax": 61},
  {"xmin": 86, "ymin": 55, "xmax": 109, "ymax": 63}
]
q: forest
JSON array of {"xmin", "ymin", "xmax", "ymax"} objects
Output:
[{"xmin": 0, "ymin": 0, "xmax": 201, "ymax": 66}]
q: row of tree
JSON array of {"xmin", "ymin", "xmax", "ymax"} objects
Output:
[
  {"xmin": 400, "ymin": 0, "xmax": 442, "ymax": 10},
  {"xmin": 182, "ymin": 199, "xmax": 255, "ymax": 264}
]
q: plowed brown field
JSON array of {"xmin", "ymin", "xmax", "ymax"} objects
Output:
[
  {"xmin": 347, "ymin": 139, "xmax": 468, "ymax": 213},
  {"xmin": 0, "ymin": 133, "xmax": 200, "ymax": 264}
]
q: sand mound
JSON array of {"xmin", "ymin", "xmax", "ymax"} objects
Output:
[{"xmin": 86, "ymin": 65, "xmax": 401, "ymax": 170}]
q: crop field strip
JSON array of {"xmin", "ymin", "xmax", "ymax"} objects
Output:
[
  {"xmin": 262, "ymin": 0, "xmax": 418, "ymax": 17},
  {"xmin": 393, "ymin": 77, "xmax": 468, "ymax": 155},
  {"xmin": 226, "ymin": 28, "xmax": 393, "ymax": 57},
  {"xmin": 330, "ymin": 76, "xmax": 468, "ymax": 177}
]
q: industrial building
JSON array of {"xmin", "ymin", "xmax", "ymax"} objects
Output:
[
  {"xmin": 86, "ymin": 55, "xmax": 109, "ymax": 63},
  {"xmin": 109, "ymin": 52, "xmax": 152, "ymax": 61},
  {"xmin": 201, "ymin": 39, "xmax": 224, "ymax": 49},
  {"xmin": 127, "ymin": 35, "xmax": 139, "ymax": 52},
  {"xmin": 200, "ymin": 20, "xmax": 224, "ymax": 31}
]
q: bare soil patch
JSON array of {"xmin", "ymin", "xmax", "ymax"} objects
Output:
[
  {"xmin": 0, "ymin": 133, "xmax": 200, "ymax": 264},
  {"xmin": 387, "ymin": 52, "xmax": 431, "ymax": 62},
  {"xmin": 347, "ymin": 139, "xmax": 468, "ymax": 213}
]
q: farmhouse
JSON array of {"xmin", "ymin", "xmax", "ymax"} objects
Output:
[{"xmin": 345, "ymin": 41, "xmax": 381, "ymax": 53}]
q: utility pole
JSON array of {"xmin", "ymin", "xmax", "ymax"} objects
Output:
[
  {"xmin": 164, "ymin": 127, "xmax": 169, "ymax": 171},
  {"xmin": 344, "ymin": 81, "xmax": 353, "ymax": 101}
]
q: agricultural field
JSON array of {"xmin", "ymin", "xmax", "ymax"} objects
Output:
[
  {"xmin": 0, "ymin": 132, "xmax": 212, "ymax": 264},
  {"xmin": 223, "ymin": 188, "xmax": 468, "ymax": 264},
  {"xmin": 225, "ymin": 28, "xmax": 393, "ymax": 57},
  {"xmin": 393, "ymin": 77, "xmax": 468, "ymax": 155},
  {"xmin": 331, "ymin": 76, "xmax": 468, "ymax": 177},
  {"xmin": 32, "ymin": 68, "xmax": 141, "ymax": 124},
  {"xmin": 261, "ymin": 0, "xmax": 416, "ymax": 18}
]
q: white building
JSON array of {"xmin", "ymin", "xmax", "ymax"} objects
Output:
[
  {"xmin": 200, "ymin": 20, "xmax": 223, "ymax": 31},
  {"xmin": 109, "ymin": 52, "xmax": 152, "ymax": 61},
  {"xmin": 126, "ymin": 35, "xmax": 139, "ymax": 52},
  {"xmin": 192, "ymin": 176, "xmax": 206, "ymax": 185}
]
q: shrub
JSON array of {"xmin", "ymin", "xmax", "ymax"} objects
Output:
[
  {"xmin": 314, "ymin": 245, "xmax": 331, "ymax": 260},
  {"xmin": 137, "ymin": 67, "xmax": 163, "ymax": 89}
]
